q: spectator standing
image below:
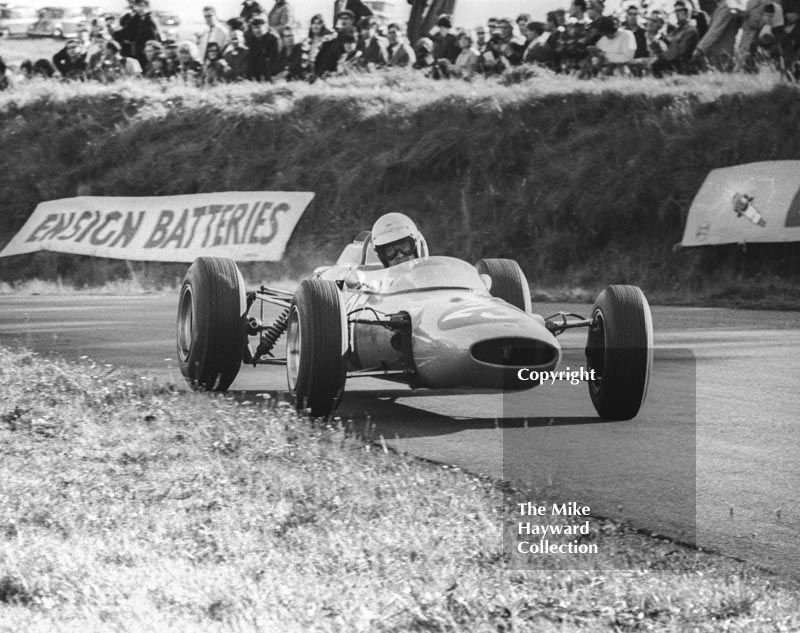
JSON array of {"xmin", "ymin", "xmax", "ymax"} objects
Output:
[
  {"xmin": 120, "ymin": 0, "xmax": 161, "ymax": 70},
  {"xmin": 474, "ymin": 25, "xmax": 489, "ymax": 52},
  {"xmin": 102, "ymin": 13, "xmax": 118, "ymax": 38},
  {"xmin": 201, "ymin": 42, "xmax": 230, "ymax": 84},
  {"xmin": 269, "ymin": 0, "xmax": 294, "ymax": 31},
  {"xmin": 53, "ymin": 39, "xmax": 88, "ymax": 79},
  {"xmin": 241, "ymin": 1, "xmax": 264, "ymax": 22},
  {"xmin": 331, "ymin": 0, "xmax": 372, "ymax": 27},
  {"xmin": 198, "ymin": 7, "xmax": 230, "ymax": 60},
  {"xmin": 651, "ymin": 1, "xmax": 699, "ymax": 75},
  {"xmin": 386, "ymin": 23, "xmax": 416, "ymax": 67},
  {"xmin": 358, "ymin": 17, "xmax": 389, "ymax": 69},
  {"xmin": 223, "ymin": 30, "xmax": 250, "ymax": 79},
  {"xmin": 246, "ymin": 16, "xmax": 280, "ymax": 80},
  {"xmin": 693, "ymin": 0, "xmax": 741, "ymax": 69},
  {"xmin": 624, "ymin": 4, "xmax": 649, "ymax": 57},
  {"xmin": 115, "ymin": 1, "xmax": 136, "ymax": 57}
]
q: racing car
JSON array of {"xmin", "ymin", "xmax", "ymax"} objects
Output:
[{"xmin": 176, "ymin": 231, "xmax": 653, "ymax": 420}]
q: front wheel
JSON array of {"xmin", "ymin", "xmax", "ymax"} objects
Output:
[
  {"xmin": 177, "ymin": 257, "xmax": 247, "ymax": 391},
  {"xmin": 474, "ymin": 258, "xmax": 532, "ymax": 312},
  {"xmin": 286, "ymin": 279, "xmax": 347, "ymax": 416},
  {"xmin": 585, "ymin": 285, "xmax": 653, "ymax": 420}
]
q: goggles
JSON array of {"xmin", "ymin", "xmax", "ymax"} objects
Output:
[{"xmin": 379, "ymin": 237, "xmax": 416, "ymax": 260}]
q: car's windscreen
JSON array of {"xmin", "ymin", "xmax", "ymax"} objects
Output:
[{"xmin": 361, "ymin": 256, "xmax": 488, "ymax": 294}]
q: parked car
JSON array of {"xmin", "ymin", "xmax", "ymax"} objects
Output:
[
  {"xmin": 0, "ymin": 4, "xmax": 37, "ymax": 38},
  {"xmin": 27, "ymin": 6, "xmax": 85, "ymax": 39}
]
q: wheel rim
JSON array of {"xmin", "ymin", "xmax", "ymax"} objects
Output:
[
  {"xmin": 586, "ymin": 308, "xmax": 606, "ymax": 395},
  {"xmin": 286, "ymin": 306, "xmax": 301, "ymax": 391},
  {"xmin": 177, "ymin": 285, "xmax": 194, "ymax": 362}
]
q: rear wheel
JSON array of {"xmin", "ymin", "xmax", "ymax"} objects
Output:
[
  {"xmin": 286, "ymin": 279, "xmax": 347, "ymax": 416},
  {"xmin": 585, "ymin": 285, "xmax": 653, "ymax": 420},
  {"xmin": 475, "ymin": 258, "xmax": 532, "ymax": 312},
  {"xmin": 177, "ymin": 257, "xmax": 247, "ymax": 391}
]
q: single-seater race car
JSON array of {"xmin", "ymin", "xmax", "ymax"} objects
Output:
[{"xmin": 176, "ymin": 231, "xmax": 653, "ymax": 420}]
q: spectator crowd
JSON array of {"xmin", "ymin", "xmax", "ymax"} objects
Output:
[{"xmin": 1, "ymin": 0, "xmax": 799, "ymax": 90}]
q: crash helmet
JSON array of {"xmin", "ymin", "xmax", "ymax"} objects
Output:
[{"xmin": 371, "ymin": 212, "xmax": 425, "ymax": 267}]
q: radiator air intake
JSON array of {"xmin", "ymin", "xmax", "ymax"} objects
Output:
[{"xmin": 470, "ymin": 337, "xmax": 559, "ymax": 367}]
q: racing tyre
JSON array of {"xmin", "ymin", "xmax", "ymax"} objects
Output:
[
  {"xmin": 286, "ymin": 279, "xmax": 347, "ymax": 417},
  {"xmin": 585, "ymin": 285, "xmax": 653, "ymax": 420},
  {"xmin": 475, "ymin": 258, "xmax": 532, "ymax": 312},
  {"xmin": 177, "ymin": 257, "xmax": 247, "ymax": 391}
]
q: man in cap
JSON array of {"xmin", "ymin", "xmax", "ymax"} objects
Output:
[
  {"xmin": 332, "ymin": 0, "xmax": 372, "ymax": 27},
  {"xmin": 53, "ymin": 39, "xmax": 88, "ymax": 79},
  {"xmin": 431, "ymin": 14, "xmax": 460, "ymax": 63},
  {"xmin": 245, "ymin": 16, "xmax": 279, "ymax": 80},
  {"xmin": 358, "ymin": 17, "xmax": 389, "ymax": 68},
  {"xmin": 651, "ymin": 0, "xmax": 699, "ymax": 75},
  {"xmin": 315, "ymin": 9, "xmax": 358, "ymax": 75}
]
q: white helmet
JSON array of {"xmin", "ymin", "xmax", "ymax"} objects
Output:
[{"xmin": 371, "ymin": 213, "xmax": 426, "ymax": 267}]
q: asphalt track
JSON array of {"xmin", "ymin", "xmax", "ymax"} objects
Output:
[{"xmin": 1, "ymin": 294, "xmax": 798, "ymax": 577}]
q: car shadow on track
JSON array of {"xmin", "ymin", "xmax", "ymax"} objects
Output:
[{"xmin": 228, "ymin": 386, "xmax": 621, "ymax": 441}]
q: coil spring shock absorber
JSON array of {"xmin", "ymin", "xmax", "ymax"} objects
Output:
[{"xmin": 253, "ymin": 307, "xmax": 291, "ymax": 361}]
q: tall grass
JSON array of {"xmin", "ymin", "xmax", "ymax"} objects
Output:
[
  {"xmin": 1, "ymin": 71, "xmax": 799, "ymax": 305},
  {"xmin": 1, "ymin": 345, "xmax": 799, "ymax": 631}
]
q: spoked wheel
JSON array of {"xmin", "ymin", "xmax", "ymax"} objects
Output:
[
  {"xmin": 286, "ymin": 278, "xmax": 347, "ymax": 417},
  {"xmin": 474, "ymin": 258, "xmax": 532, "ymax": 312},
  {"xmin": 585, "ymin": 285, "xmax": 653, "ymax": 420},
  {"xmin": 177, "ymin": 257, "xmax": 247, "ymax": 391}
]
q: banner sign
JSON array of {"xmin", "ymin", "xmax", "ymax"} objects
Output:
[
  {"xmin": 0, "ymin": 191, "xmax": 315, "ymax": 262},
  {"xmin": 680, "ymin": 161, "xmax": 800, "ymax": 247}
]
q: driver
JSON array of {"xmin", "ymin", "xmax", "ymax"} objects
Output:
[{"xmin": 371, "ymin": 213, "xmax": 425, "ymax": 267}]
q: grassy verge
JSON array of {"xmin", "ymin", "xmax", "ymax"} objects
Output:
[
  {"xmin": 0, "ymin": 346, "xmax": 798, "ymax": 631},
  {"xmin": 1, "ymin": 72, "xmax": 800, "ymax": 308}
]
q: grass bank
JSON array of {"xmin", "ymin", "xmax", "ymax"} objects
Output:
[
  {"xmin": 0, "ymin": 345, "xmax": 798, "ymax": 631},
  {"xmin": 1, "ymin": 73, "xmax": 800, "ymax": 307}
]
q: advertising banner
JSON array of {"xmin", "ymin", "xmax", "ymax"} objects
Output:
[
  {"xmin": 680, "ymin": 161, "xmax": 800, "ymax": 247},
  {"xmin": 0, "ymin": 191, "xmax": 315, "ymax": 262}
]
